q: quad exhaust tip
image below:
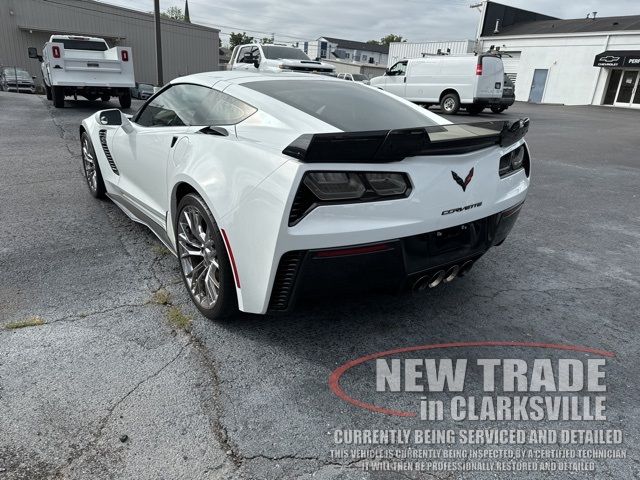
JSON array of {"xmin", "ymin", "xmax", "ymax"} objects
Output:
[
  {"xmin": 412, "ymin": 261, "xmax": 475, "ymax": 291},
  {"xmin": 443, "ymin": 265, "xmax": 460, "ymax": 283}
]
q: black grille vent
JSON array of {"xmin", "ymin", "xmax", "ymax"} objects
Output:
[
  {"xmin": 99, "ymin": 129, "xmax": 119, "ymax": 175},
  {"xmin": 268, "ymin": 251, "xmax": 304, "ymax": 311},
  {"xmin": 288, "ymin": 184, "xmax": 316, "ymax": 226}
]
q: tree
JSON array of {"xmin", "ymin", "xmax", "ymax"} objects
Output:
[
  {"xmin": 379, "ymin": 34, "xmax": 406, "ymax": 46},
  {"xmin": 366, "ymin": 40, "xmax": 380, "ymax": 45},
  {"xmin": 261, "ymin": 37, "xmax": 274, "ymax": 44},
  {"xmin": 161, "ymin": 6, "xmax": 185, "ymax": 20},
  {"xmin": 229, "ymin": 32, "xmax": 255, "ymax": 49}
]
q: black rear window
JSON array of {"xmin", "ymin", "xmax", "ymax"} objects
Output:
[
  {"xmin": 56, "ymin": 39, "xmax": 108, "ymax": 51},
  {"xmin": 243, "ymin": 80, "xmax": 437, "ymax": 131},
  {"xmin": 261, "ymin": 46, "xmax": 310, "ymax": 60}
]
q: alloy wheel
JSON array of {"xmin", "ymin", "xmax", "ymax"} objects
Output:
[
  {"xmin": 177, "ymin": 206, "xmax": 221, "ymax": 309},
  {"xmin": 81, "ymin": 137, "xmax": 97, "ymax": 192}
]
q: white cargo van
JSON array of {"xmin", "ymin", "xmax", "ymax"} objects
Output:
[{"xmin": 370, "ymin": 54, "xmax": 504, "ymax": 115}]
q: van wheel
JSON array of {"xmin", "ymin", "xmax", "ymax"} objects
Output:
[
  {"xmin": 45, "ymin": 85, "xmax": 52, "ymax": 100},
  {"xmin": 491, "ymin": 106, "xmax": 506, "ymax": 113},
  {"xmin": 52, "ymin": 86, "xmax": 65, "ymax": 108},
  {"xmin": 440, "ymin": 93, "xmax": 460, "ymax": 115},
  {"xmin": 467, "ymin": 105, "xmax": 484, "ymax": 115}
]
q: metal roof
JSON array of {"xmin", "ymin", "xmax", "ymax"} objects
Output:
[
  {"xmin": 320, "ymin": 37, "xmax": 389, "ymax": 54},
  {"xmin": 487, "ymin": 15, "xmax": 640, "ymax": 37}
]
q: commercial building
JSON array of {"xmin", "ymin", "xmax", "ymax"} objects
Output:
[
  {"xmin": 476, "ymin": 1, "xmax": 640, "ymax": 108},
  {"xmin": 303, "ymin": 37, "xmax": 389, "ymax": 66},
  {"xmin": 0, "ymin": 0, "xmax": 220, "ymax": 87},
  {"xmin": 387, "ymin": 40, "xmax": 476, "ymax": 67}
]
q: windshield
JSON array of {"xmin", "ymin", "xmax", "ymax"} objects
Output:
[
  {"xmin": 54, "ymin": 39, "xmax": 108, "ymax": 51},
  {"xmin": 352, "ymin": 74, "xmax": 368, "ymax": 81},
  {"xmin": 261, "ymin": 46, "xmax": 311, "ymax": 61},
  {"xmin": 139, "ymin": 84, "xmax": 154, "ymax": 91},
  {"xmin": 244, "ymin": 79, "xmax": 438, "ymax": 131},
  {"xmin": 3, "ymin": 68, "xmax": 31, "ymax": 78}
]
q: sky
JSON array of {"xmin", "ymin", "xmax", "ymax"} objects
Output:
[{"xmin": 94, "ymin": 0, "xmax": 640, "ymax": 46}]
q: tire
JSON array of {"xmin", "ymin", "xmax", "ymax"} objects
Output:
[
  {"xmin": 80, "ymin": 132, "xmax": 106, "ymax": 199},
  {"xmin": 101, "ymin": 94, "xmax": 110, "ymax": 102},
  {"xmin": 45, "ymin": 85, "xmax": 52, "ymax": 100},
  {"xmin": 176, "ymin": 193, "xmax": 238, "ymax": 320},
  {"xmin": 466, "ymin": 105, "xmax": 484, "ymax": 115},
  {"xmin": 440, "ymin": 92, "xmax": 460, "ymax": 115},
  {"xmin": 52, "ymin": 86, "xmax": 65, "ymax": 108},
  {"xmin": 119, "ymin": 91, "xmax": 131, "ymax": 109},
  {"xmin": 491, "ymin": 106, "xmax": 506, "ymax": 113}
]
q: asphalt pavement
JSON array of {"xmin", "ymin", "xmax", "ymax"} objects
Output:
[{"xmin": 0, "ymin": 92, "xmax": 638, "ymax": 480}]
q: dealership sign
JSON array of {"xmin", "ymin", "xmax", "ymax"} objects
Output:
[{"xmin": 593, "ymin": 51, "xmax": 640, "ymax": 68}]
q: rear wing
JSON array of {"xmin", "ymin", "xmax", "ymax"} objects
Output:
[{"xmin": 282, "ymin": 118, "xmax": 529, "ymax": 163}]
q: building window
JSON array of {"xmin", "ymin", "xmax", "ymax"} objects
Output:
[
  {"xmin": 345, "ymin": 52, "xmax": 350, "ymax": 59},
  {"xmin": 362, "ymin": 55, "xmax": 367, "ymax": 62},
  {"xmin": 320, "ymin": 41, "xmax": 327, "ymax": 58},
  {"xmin": 354, "ymin": 54, "xmax": 360, "ymax": 62},
  {"xmin": 369, "ymin": 57, "xmax": 374, "ymax": 64}
]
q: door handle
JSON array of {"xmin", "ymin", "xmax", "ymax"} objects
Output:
[{"xmin": 170, "ymin": 136, "xmax": 178, "ymax": 148}]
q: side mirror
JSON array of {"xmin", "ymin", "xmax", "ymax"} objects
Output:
[
  {"xmin": 253, "ymin": 60, "xmax": 260, "ymax": 69},
  {"xmin": 98, "ymin": 109, "xmax": 134, "ymax": 133},
  {"xmin": 28, "ymin": 47, "xmax": 43, "ymax": 62},
  {"xmin": 99, "ymin": 109, "xmax": 122, "ymax": 126}
]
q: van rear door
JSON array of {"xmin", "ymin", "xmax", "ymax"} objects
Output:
[{"xmin": 475, "ymin": 55, "xmax": 503, "ymax": 99}]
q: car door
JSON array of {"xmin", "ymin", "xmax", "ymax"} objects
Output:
[
  {"xmin": 383, "ymin": 61, "xmax": 407, "ymax": 97},
  {"xmin": 111, "ymin": 83, "xmax": 212, "ymax": 228},
  {"xmin": 234, "ymin": 46, "xmax": 252, "ymax": 71}
]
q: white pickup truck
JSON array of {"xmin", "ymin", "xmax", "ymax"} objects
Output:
[
  {"xmin": 28, "ymin": 35, "xmax": 135, "ymax": 109},
  {"xmin": 229, "ymin": 44, "xmax": 335, "ymax": 74}
]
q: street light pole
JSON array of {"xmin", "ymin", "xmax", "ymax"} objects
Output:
[{"xmin": 154, "ymin": 0, "xmax": 163, "ymax": 86}]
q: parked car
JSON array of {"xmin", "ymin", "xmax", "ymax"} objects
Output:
[
  {"xmin": 229, "ymin": 44, "xmax": 335, "ymax": 74},
  {"xmin": 29, "ymin": 35, "xmax": 135, "ymax": 108},
  {"xmin": 79, "ymin": 71, "xmax": 530, "ymax": 320},
  {"xmin": 337, "ymin": 72, "xmax": 370, "ymax": 85},
  {"xmin": 488, "ymin": 74, "xmax": 516, "ymax": 113},
  {"xmin": 131, "ymin": 82, "xmax": 154, "ymax": 100},
  {"xmin": 0, "ymin": 66, "xmax": 36, "ymax": 93},
  {"xmin": 370, "ymin": 54, "xmax": 504, "ymax": 115}
]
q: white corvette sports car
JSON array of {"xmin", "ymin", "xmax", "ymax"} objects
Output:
[{"xmin": 80, "ymin": 71, "xmax": 530, "ymax": 319}]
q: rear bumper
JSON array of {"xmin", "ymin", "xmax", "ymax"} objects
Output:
[
  {"xmin": 488, "ymin": 96, "xmax": 516, "ymax": 107},
  {"xmin": 268, "ymin": 202, "xmax": 524, "ymax": 311}
]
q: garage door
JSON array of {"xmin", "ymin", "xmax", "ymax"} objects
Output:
[{"xmin": 501, "ymin": 51, "xmax": 521, "ymax": 86}]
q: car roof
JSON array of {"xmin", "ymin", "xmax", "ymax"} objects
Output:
[{"xmin": 170, "ymin": 70, "xmax": 339, "ymax": 88}]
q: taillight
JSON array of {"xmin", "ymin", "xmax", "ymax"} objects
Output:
[
  {"xmin": 121, "ymin": 50, "xmax": 129, "ymax": 62},
  {"xmin": 475, "ymin": 62, "xmax": 483, "ymax": 75},
  {"xmin": 52, "ymin": 46, "xmax": 61, "ymax": 58},
  {"xmin": 289, "ymin": 171, "xmax": 412, "ymax": 226}
]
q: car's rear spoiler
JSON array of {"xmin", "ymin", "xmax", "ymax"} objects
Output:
[{"xmin": 282, "ymin": 118, "xmax": 529, "ymax": 163}]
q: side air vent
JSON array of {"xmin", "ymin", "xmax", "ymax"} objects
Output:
[
  {"xmin": 99, "ymin": 129, "xmax": 119, "ymax": 175},
  {"xmin": 268, "ymin": 251, "xmax": 304, "ymax": 311}
]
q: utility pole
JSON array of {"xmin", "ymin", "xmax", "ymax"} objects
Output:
[{"xmin": 154, "ymin": 0, "xmax": 164, "ymax": 86}]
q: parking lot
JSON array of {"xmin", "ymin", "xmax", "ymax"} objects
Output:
[{"xmin": 1, "ymin": 91, "xmax": 639, "ymax": 480}]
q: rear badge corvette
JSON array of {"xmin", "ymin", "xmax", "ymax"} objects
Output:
[{"xmin": 442, "ymin": 202, "xmax": 483, "ymax": 216}]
